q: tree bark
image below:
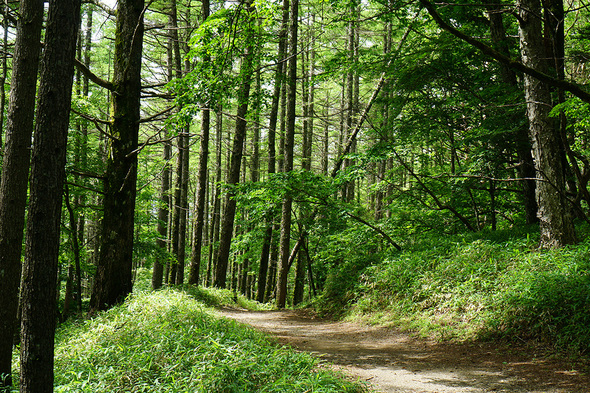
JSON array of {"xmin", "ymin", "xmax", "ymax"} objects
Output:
[
  {"xmin": 189, "ymin": 0, "xmax": 211, "ymax": 286},
  {"xmin": 214, "ymin": 0, "xmax": 255, "ymax": 288},
  {"xmin": 485, "ymin": 0, "xmax": 538, "ymax": 224},
  {"xmin": 19, "ymin": 0, "xmax": 81, "ymax": 389},
  {"xmin": 517, "ymin": 0, "xmax": 576, "ymax": 247},
  {"xmin": 0, "ymin": 0, "xmax": 8, "ymax": 152},
  {"xmin": 276, "ymin": 0, "xmax": 298, "ymax": 309},
  {"xmin": 90, "ymin": 0, "xmax": 145, "ymax": 312},
  {"xmin": 206, "ymin": 107, "xmax": 224, "ymax": 286},
  {"xmin": 0, "ymin": 0, "xmax": 43, "ymax": 387}
]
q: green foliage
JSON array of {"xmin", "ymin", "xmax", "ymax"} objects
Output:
[
  {"xmin": 49, "ymin": 289, "xmax": 364, "ymax": 392},
  {"xmin": 342, "ymin": 229, "xmax": 590, "ymax": 356}
]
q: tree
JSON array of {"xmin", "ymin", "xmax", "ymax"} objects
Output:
[
  {"xmin": 90, "ymin": 0, "xmax": 145, "ymax": 312},
  {"xmin": 276, "ymin": 0, "xmax": 298, "ymax": 308},
  {"xmin": 517, "ymin": 0, "xmax": 576, "ymax": 247},
  {"xmin": 152, "ymin": 8, "xmax": 175, "ymax": 290},
  {"xmin": 256, "ymin": 0, "xmax": 288, "ymax": 302},
  {"xmin": 188, "ymin": 0, "xmax": 211, "ymax": 286},
  {"xmin": 19, "ymin": 0, "xmax": 81, "ymax": 389},
  {"xmin": 418, "ymin": 0, "xmax": 578, "ymax": 246},
  {"xmin": 0, "ymin": 0, "xmax": 43, "ymax": 387},
  {"xmin": 214, "ymin": 0, "xmax": 256, "ymax": 288}
]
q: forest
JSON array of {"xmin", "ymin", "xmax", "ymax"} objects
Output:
[{"xmin": 2, "ymin": 0, "xmax": 590, "ymax": 391}]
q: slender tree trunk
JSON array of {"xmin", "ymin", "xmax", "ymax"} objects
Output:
[
  {"xmin": 517, "ymin": 0, "xmax": 576, "ymax": 247},
  {"xmin": 256, "ymin": 0, "xmax": 287, "ymax": 301},
  {"xmin": 214, "ymin": 0, "xmax": 256, "ymax": 288},
  {"xmin": 154, "ymin": 33, "xmax": 176, "ymax": 289},
  {"xmin": 264, "ymin": 221, "xmax": 280, "ymax": 302},
  {"xmin": 90, "ymin": 0, "xmax": 145, "ymax": 312},
  {"xmin": 0, "ymin": 0, "xmax": 43, "ymax": 387},
  {"xmin": 188, "ymin": 108, "xmax": 209, "ymax": 284},
  {"xmin": 206, "ymin": 107, "xmax": 223, "ymax": 286},
  {"xmin": 152, "ymin": 130, "xmax": 171, "ymax": 289},
  {"xmin": 19, "ymin": 0, "xmax": 80, "ymax": 389},
  {"xmin": 276, "ymin": 0, "xmax": 298, "ymax": 308},
  {"xmin": 322, "ymin": 94, "xmax": 330, "ymax": 175},
  {"xmin": 256, "ymin": 224, "xmax": 273, "ymax": 302},
  {"xmin": 189, "ymin": 0, "xmax": 212, "ymax": 286},
  {"xmin": 293, "ymin": 247, "xmax": 306, "ymax": 305},
  {"xmin": 175, "ymin": 125, "xmax": 189, "ymax": 284}
]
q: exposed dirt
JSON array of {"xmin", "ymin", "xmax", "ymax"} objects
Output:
[{"xmin": 216, "ymin": 308, "xmax": 590, "ymax": 393}]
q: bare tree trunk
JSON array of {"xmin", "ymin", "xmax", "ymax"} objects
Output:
[
  {"xmin": 264, "ymin": 222, "xmax": 280, "ymax": 302},
  {"xmin": 19, "ymin": 0, "xmax": 80, "ymax": 389},
  {"xmin": 0, "ymin": 0, "xmax": 8, "ymax": 151},
  {"xmin": 517, "ymin": 0, "xmax": 576, "ymax": 247},
  {"xmin": 214, "ymin": 0, "xmax": 256, "ymax": 288},
  {"xmin": 485, "ymin": 0, "xmax": 537, "ymax": 224},
  {"xmin": 90, "ymin": 0, "xmax": 144, "ymax": 312},
  {"xmin": 206, "ymin": 107, "xmax": 223, "ymax": 287},
  {"xmin": 188, "ymin": 0, "xmax": 211, "ymax": 286},
  {"xmin": 276, "ymin": 0, "xmax": 298, "ymax": 308},
  {"xmin": 0, "ymin": 0, "xmax": 43, "ymax": 386},
  {"xmin": 256, "ymin": 0, "xmax": 288, "ymax": 301}
]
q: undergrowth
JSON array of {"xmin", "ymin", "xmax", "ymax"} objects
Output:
[
  {"xmin": 320, "ymin": 227, "xmax": 590, "ymax": 357},
  {"xmin": 28, "ymin": 289, "xmax": 364, "ymax": 392}
]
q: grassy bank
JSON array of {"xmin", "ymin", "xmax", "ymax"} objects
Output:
[
  {"xmin": 316, "ymin": 227, "xmax": 590, "ymax": 357},
  {"xmin": 12, "ymin": 288, "xmax": 364, "ymax": 392}
]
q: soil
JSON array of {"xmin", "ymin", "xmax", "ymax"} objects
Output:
[{"xmin": 215, "ymin": 308, "xmax": 590, "ymax": 393}]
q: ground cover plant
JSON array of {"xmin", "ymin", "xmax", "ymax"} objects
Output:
[
  {"xmin": 319, "ymin": 226, "xmax": 590, "ymax": 358},
  {"xmin": 12, "ymin": 289, "xmax": 365, "ymax": 392}
]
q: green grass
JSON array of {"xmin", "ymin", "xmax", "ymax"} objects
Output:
[
  {"xmin": 12, "ymin": 288, "xmax": 365, "ymax": 392},
  {"xmin": 327, "ymin": 227, "xmax": 590, "ymax": 357}
]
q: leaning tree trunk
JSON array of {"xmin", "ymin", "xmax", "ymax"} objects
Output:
[
  {"xmin": 19, "ymin": 0, "xmax": 80, "ymax": 389},
  {"xmin": 517, "ymin": 0, "xmax": 576, "ymax": 247},
  {"xmin": 0, "ymin": 0, "xmax": 43, "ymax": 387},
  {"xmin": 90, "ymin": 0, "xmax": 144, "ymax": 312}
]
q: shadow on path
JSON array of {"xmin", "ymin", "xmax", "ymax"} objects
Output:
[{"xmin": 216, "ymin": 308, "xmax": 590, "ymax": 393}]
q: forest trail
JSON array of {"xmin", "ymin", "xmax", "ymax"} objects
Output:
[{"xmin": 216, "ymin": 308, "xmax": 590, "ymax": 393}]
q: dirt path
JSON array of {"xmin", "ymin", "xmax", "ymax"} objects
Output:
[{"xmin": 216, "ymin": 308, "xmax": 590, "ymax": 393}]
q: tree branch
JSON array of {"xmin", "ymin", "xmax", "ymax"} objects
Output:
[
  {"xmin": 74, "ymin": 58, "xmax": 115, "ymax": 91},
  {"xmin": 418, "ymin": 0, "xmax": 590, "ymax": 103}
]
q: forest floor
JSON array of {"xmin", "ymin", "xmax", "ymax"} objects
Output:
[{"xmin": 216, "ymin": 308, "xmax": 590, "ymax": 393}]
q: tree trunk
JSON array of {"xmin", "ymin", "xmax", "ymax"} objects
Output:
[
  {"xmin": 90, "ymin": 0, "xmax": 144, "ymax": 312},
  {"xmin": 264, "ymin": 222, "xmax": 280, "ymax": 302},
  {"xmin": 214, "ymin": 0, "xmax": 255, "ymax": 288},
  {"xmin": 255, "ymin": 0, "xmax": 287, "ymax": 301},
  {"xmin": 189, "ymin": 0, "xmax": 212, "ymax": 286},
  {"xmin": 0, "ymin": 0, "xmax": 43, "ymax": 387},
  {"xmin": 175, "ymin": 126, "xmax": 189, "ymax": 285},
  {"xmin": 517, "ymin": 0, "xmax": 576, "ymax": 247},
  {"xmin": 485, "ymin": 0, "xmax": 538, "ymax": 224},
  {"xmin": 19, "ymin": 0, "xmax": 80, "ymax": 389},
  {"xmin": 293, "ymin": 248, "xmax": 306, "ymax": 305},
  {"xmin": 276, "ymin": 0, "xmax": 298, "ymax": 309},
  {"xmin": 0, "ymin": 0, "xmax": 8, "ymax": 151},
  {"xmin": 206, "ymin": 107, "xmax": 223, "ymax": 287},
  {"xmin": 152, "ymin": 26, "xmax": 176, "ymax": 290}
]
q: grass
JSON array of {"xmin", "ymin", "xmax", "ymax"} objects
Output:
[
  {"xmin": 323, "ymin": 227, "xmax": 590, "ymax": 357},
  {"xmin": 12, "ymin": 287, "xmax": 365, "ymax": 392}
]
